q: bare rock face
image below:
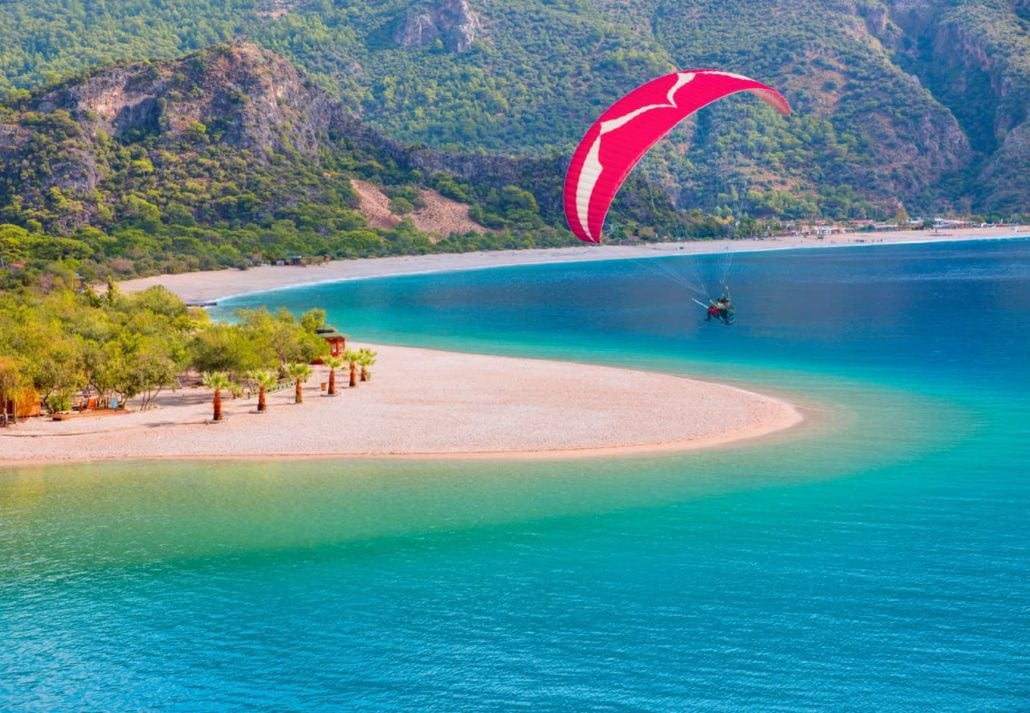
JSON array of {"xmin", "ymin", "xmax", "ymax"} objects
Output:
[
  {"xmin": 30, "ymin": 43, "xmax": 341, "ymax": 157},
  {"xmin": 396, "ymin": 13, "xmax": 439, "ymax": 48},
  {"xmin": 395, "ymin": 0, "xmax": 481, "ymax": 52},
  {"xmin": 978, "ymin": 122, "xmax": 1030, "ymax": 214},
  {"xmin": 857, "ymin": 3, "xmax": 889, "ymax": 37}
]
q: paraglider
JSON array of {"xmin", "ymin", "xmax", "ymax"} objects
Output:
[
  {"xmin": 562, "ymin": 69, "xmax": 790, "ymax": 325},
  {"xmin": 563, "ymin": 69, "xmax": 790, "ymax": 244}
]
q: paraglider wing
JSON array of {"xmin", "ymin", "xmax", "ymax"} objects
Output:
[{"xmin": 563, "ymin": 70, "xmax": 791, "ymax": 243}]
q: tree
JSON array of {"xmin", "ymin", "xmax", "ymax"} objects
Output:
[
  {"xmin": 300, "ymin": 308, "xmax": 326, "ymax": 333},
  {"xmin": 357, "ymin": 347, "xmax": 377, "ymax": 382},
  {"xmin": 105, "ymin": 276, "xmax": 121, "ymax": 306},
  {"xmin": 323, "ymin": 355, "xmax": 343, "ymax": 396},
  {"xmin": 236, "ymin": 307, "xmax": 327, "ymax": 369},
  {"xmin": 343, "ymin": 349, "xmax": 361, "ymax": 388},
  {"xmin": 130, "ymin": 286, "xmax": 188, "ymax": 320},
  {"xmin": 82, "ymin": 338, "xmax": 127, "ymax": 407},
  {"xmin": 32, "ymin": 334, "xmax": 85, "ymax": 413},
  {"xmin": 202, "ymin": 371, "xmax": 232, "ymax": 422},
  {"xmin": 188, "ymin": 323, "xmax": 259, "ymax": 376},
  {"xmin": 895, "ymin": 205, "xmax": 910, "ymax": 227},
  {"xmin": 252, "ymin": 370, "xmax": 278, "ymax": 413},
  {"xmin": 122, "ymin": 337, "xmax": 178, "ymax": 410},
  {"xmin": 0, "ymin": 224, "xmax": 30, "ymax": 266},
  {"xmin": 286, "ymin": 362, "xmax": 312, "ymax": 404}
]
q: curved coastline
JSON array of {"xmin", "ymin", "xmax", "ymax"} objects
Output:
[{"xmin": 16, "ymin": 229, "xmax": 1019, "ymax": 465}]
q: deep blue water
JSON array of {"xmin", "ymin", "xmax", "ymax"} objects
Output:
[
  {"xmin": 219, "ymin": 240, "xmax": 1030, "ymax": 389},
  {"xmin": 2, "ymin": 239, "xmax": 1029, "ymax": 709}
]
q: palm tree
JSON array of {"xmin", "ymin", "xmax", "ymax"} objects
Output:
[
  {"xmin": 287, "ymin": 362, "xmax": 312, "ymax": 404},
  {"xmin": 323, "ymin": 356, "xmax": 343, "ymax": 396},
  {"xmin": 357, "ymin": 348, "xmax": 377, "ymax": 382},
  {"xmin": 202, "ymin": 372, "xmax": 232, "ymax": 422},
  {"xmin": 342, "ymin": 349, "xmax": 361, "ymax": 388},
  {"xmin": 253, "ymin": 370, "xmax": 278, "ymax": 413}
]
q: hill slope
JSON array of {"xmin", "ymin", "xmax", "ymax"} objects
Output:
[
  {"xmin": 0, "ymin": 44, "xmax": 569, "ymax": 278},
  {"xmin": 1, "ymin": 0, "xmax": 1027, "ymax": 218}
]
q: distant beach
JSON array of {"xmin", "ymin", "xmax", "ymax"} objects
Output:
[{"xmin": 118, "ymin": 226, "xmax": 1027, "ymax": 304}]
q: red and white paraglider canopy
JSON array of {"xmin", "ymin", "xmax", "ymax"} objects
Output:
[{"xmin": 563, "ymin": 70, "xmax": 791, "ymax": 243}]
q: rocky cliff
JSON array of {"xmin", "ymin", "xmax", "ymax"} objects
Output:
[
  {"xmin": 878, "ymin": 0, "xmax": 1029, "ymax": 212},
  {"xmin": 31, "ymin": 44, "xmax": 339, "ymax": 157},
  {"xmin": 394, "ymin": 0, "xmax": 481, "ymax": 53}
]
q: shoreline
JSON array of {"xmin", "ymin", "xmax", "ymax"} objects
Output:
[
  {"xmin": 0, "ymin": 344, "xmax": 804, "ymax": 467},
  {"xmin": 17, "ymin": 228, "xmax": 1017, "ymax": 465},
  {"xmin": 118, "ymin": 226, "xmax": 1027, "ymax": 304}
]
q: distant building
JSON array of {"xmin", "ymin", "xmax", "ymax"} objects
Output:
[
  {"xmin": 3, "ymin": 387, "xmax": 41, "ymax": 422},
  {"xmin": 314, "ymin": 325, "xmax": 348, "ymax": 362},
  {"xmin": 933, "ymin": 218, "xmax": 976, "ymax": 230}
]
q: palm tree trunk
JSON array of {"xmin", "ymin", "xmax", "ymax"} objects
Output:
[
  {"xmin": 257, "ymin": 386, "xmax": 267, "ymax": 413},
  {"xmin": 213, "ymin": 388, "xmax": 223, "ymax": 421},
  {"xmin": 360, "ymin": 366, "xmax": 368, "ymax": 382},
  {"xmin": 328, "ymin": 367, "xmax": 336, "ymax": 395},
  {"xmin": 295, "ymin": 379, "xmax": 303, "ymax": 404},
  {"xmin": 349, "ymin": 363, "xmax": 358, "ymax": 387}
]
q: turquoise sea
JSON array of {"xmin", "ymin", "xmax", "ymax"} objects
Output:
[{"xmin": 2, "ymin": 240, "xmax": 1029, "ymax": 709}]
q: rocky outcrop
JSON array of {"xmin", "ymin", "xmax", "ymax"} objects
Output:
[
  {"xmin": 885, "ymin": 1, "xmax": 1028, "ymax": 155},
  {"xmin": 0, "ymin": 44, "xmax": 403, "ymax": 232},
  {"xmin": 30, "ymin": 43, "xmax": 343, "ymax": 159},
  {"xmin": 394, "ymin": 0, "xmax": 481, "ymax": 52},
  {"xmin": 856, "ymin": 2, "xmax": 897, "ymax": 42},
  {"xmin": 978, "ymin": 122, "xmax": 1030, "ymax": 213}
]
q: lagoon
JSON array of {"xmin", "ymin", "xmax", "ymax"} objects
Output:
[{"xmin": 3, "ymin": 240, "xmax": 1029, "ymax": 708}]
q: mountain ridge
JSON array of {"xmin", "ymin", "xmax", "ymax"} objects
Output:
[{"xmin": 0, "ymin": 1, "xmax": 1027, "ymax": 232}]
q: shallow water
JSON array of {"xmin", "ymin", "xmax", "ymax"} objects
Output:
[{"xmin": 3, "ymin": 240, "xmax": 1029, "ymax": 709}]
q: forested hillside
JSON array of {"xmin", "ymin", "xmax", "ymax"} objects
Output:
[
  {"xmin": 0, "ymin": 44, "xmax": 579, "ymax": 282},
  {"xmin": 1, "ymin": 0, "xmax": 1027, "ymax": 226}
]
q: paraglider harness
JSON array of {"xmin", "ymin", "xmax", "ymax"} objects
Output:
[
  {"xmin": 617, "ymin": 247, "xmax": 738, "ymax": 325},
  {"xmin": 693, "ymin": 290, "xmax": 735, "ymax": 325}
]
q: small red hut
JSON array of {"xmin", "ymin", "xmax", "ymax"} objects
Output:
[
  {"xmin": 3, "ymin": 387, "xmax": 41, "ymax": 423},
  {"xmin": 314, "ymin": 325, "xmax": 348, "ymax": 363}
]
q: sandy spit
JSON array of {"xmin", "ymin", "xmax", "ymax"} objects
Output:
[{"xmin": 0, "ymin": 344, "xmax": 803, "ymax": 465}]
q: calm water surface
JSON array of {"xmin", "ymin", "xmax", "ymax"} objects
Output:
[{"xmin": 3, "ymin": 240, "xmax": 1029, "ymax": 709}]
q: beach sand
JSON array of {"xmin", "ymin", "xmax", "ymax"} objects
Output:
[{"xmin": 0, "ymin": 344, "xmax": 802, "ymax": 465}]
